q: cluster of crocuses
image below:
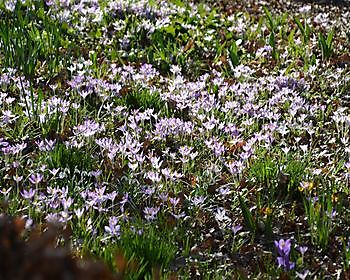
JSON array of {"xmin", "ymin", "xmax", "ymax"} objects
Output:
[
  {"xmin": 275, "ymin": 239, "xmax": 311, "ymax": 277},
  {"xmin": 275, "ymin": 239, "xmax": 295, "ymax": 271}
]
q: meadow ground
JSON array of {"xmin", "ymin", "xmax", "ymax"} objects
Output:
[{"xmin": 0, "ymin": 0, "xmax": 350, "ymax": 279}]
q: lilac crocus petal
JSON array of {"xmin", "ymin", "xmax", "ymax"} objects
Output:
[
  {"xmin": 283, "ymin": 239, "xmax": 292, "ymax": 255},
  {"xmin": 274, "ymin": 240, "xmax": 282, "ymax": 255},
  {"xmin": 171, "ymin": 211, "xmax": 186, "ymax": 220},
  {"xmin": 277, "ymin": 256, "xmax": 295, "ymax": 271},
  {"xmin": 232, "ymin": 224, "xmax": 243, "ymax": 235},
  {"xmin": 287, "ymin": 261, "xmax": 295, "ymax": 270},
  {"xmin": 277, "ymin": 256, "xmax": 285, "ymax": 268}
]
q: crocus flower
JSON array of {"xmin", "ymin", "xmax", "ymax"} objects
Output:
[
  {"xmin": 143, "ymin": 207, "xmax": 159, "ymax": 221},
  {"xmin": 21, "ymin": 189, "xmax": 36, "ymax": 200},
  {"xmin": 105, "ymin": 216, "xmax": 121, "ymax": 237},
  {"xmin": 275, "ymin": 239, "xmax": 292, "ymax": 256},
  {"xmin": 274, "ymin": 239, "xmax": 295, "ymax": 271},
  {"xmin": 298, "ymin": 245, "xmax": 308, "ymax": 256},
  {"xmin": 28, "ymin": 173, "xmax": 43, "ymax": 185}
]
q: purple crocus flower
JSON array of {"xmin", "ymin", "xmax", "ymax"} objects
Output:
[
  {"xmin": 298, "ymin": 245, "xmax": 308, "ymax": 256},
  {"xmin": 191, "ymin": 196, "xmax": 205, "ymax": 207},
  {"xmin": 143, "ymin": 207, "xmax": 159, "ymax": 221},
  {"xmin": 74, "ymin": 208, "xmax": 84, "ymax": 219},
  {"xmin": 169, "ymin": 197, "xmax": 180, "ymax": 207},
  {"xmin": 274, "ymin": 239, "xmax": 295, "ymax": 271},
  {"xmin": 142, "ymin": 186, "xmax": 155, "ymax": 196},
  {"xmin": 36, "ymin": 139, "xmax": 56, "ymax": 152},
  {"xmin": 275, "ymin": 239, "xmax": 292, "ymax": 256},
  {"xmin": 28, "ymin": 173, "xmax": 43, "ymax": 185},
  {"xmin": 158, "ymin": 192, "xmax": 168, "ymax": 203},
  {"xmin": 13, "ymin": 175, "xmax": 23, "ymax": 183},
  {"xmin": 21, "ymin": 189, "xmax": 36, "ymax": 200},
  {"xmin": 105, "ymin": 216, "xmax": 121, "ymax": 237}
]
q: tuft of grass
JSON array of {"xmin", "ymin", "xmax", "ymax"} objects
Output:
[
  {"xmin": 238, "ymin": 195, "xmax": 256, "ymax": 235},
  {"xmin": 48, "ymin": 143, "xmax": 96, "ymax": 174},
  {"xmin": 117, "ymin": 224, "xmax": 177, "ymax": 279},
  {"xmin": 303, "ymin": 190, "xmax": 334, "ymax": 249},
  {"xmin": 318, "ymin": 30, "xmax": 334, "ymax": 61}
]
